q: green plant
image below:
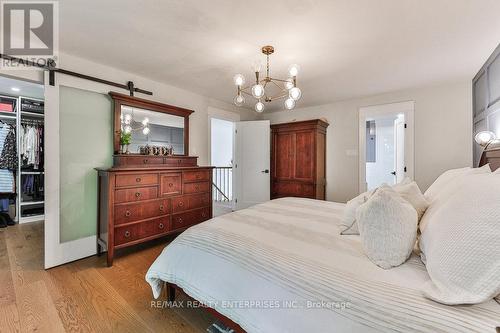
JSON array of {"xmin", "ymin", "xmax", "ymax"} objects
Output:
[{"xmin": 120, "ymin": 132, "xmax": 132, "ymax": 145}]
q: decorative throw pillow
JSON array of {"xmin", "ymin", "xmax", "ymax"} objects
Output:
[
  {"xmin": 419, "ymin": 173, "xmax": 500, "ymax": 305},
  {"xmin": 392, "ymin": 181, "xmax": 429, "ymax": 220},
  {"xmin": 356, "ymin": 185, "xmax": 418, "ymax": 269}
]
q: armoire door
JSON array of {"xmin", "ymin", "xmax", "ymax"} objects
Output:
[
  {"xmin": 293, "ymin": 130, "xmax": 315, "ymax": 182},
  {"xmin": 272, "ymin": 132, "xmax": 294, "ymax": 180}
]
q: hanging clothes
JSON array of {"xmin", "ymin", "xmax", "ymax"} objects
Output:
[
  {"xmin": 0, "ymin": 123, "xmax": 14, "ymax": 193},
  {"xmin": 20, "ymin": 122, "xmax": 44, "ymax": 171},
  {"xmin": 0, "ymin": 126, "xmax": 17, "ymax": 171}
]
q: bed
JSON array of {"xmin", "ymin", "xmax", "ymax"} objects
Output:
[{"xmin": 146, "ymin": 196, "xmax": 500, "ymax": 333}]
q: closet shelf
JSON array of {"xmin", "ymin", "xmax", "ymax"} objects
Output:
[
  {"xmin": 20, "ymin": 111, "xmax": 44, "ymax": 117},
  {"xmin": 20, "ymin": 200, "xmax": 44, "ymax": 206}
]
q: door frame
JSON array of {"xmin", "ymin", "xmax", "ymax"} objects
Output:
[{"xmin": 358, "ymin": 101, "xmax": 415, "ymax": 193}]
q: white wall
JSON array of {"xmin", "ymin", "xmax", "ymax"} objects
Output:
[{"xmin": 261, "ymin": 80, "xmax": 472, "ymax": 202}]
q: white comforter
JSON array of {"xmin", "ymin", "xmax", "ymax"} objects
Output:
[{"xmin": 146, "ymin": 198, "xmax": 500, "ymax": 333}]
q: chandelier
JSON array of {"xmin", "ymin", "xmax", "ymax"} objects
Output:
[
  {"xmin": 233, "ymin": 45, "xmax": 301, "ymax": 112},
  {"xmin": 121, "ymin": 112, "xmax": 150, "ymax": 135}
]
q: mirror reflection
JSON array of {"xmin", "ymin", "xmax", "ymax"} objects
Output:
[{"xmin": 120, "ymin": 105, "xmax": 185, "ymax": 155}]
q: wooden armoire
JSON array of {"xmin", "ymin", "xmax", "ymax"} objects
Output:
[{"xmin": 271, "ymin": 119, "xmax": 328, "ymax": 200}]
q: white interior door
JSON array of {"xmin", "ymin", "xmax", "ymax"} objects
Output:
[
  {"xmin": 233, "ymin": 120, "xmax": 270, "ymax": 210},
  {"xmin": 394, "ymin": 115, "xmax": 405, "ymax": 183}
]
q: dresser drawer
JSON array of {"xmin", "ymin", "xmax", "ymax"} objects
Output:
[
  {"xmin": 183, "ymin": 181, "xmax": 210, "ymax": 194},
  {"xmin": 164, "ymin": 157, "xmax": 197, "ymax": 167},
  {"xmin": 160, "ymin": 173, "xmax": 182, "ymax": 196},
  {"xmin": 138, "ymin": 217, "xmax": 170, "ymax": 239},
  {"xmin": 114, "ymin": 199, "xmax": 170, "ymax": 225},
  {"xmin": 183, "ymin": 170, "xmax": 210, "ymax": 182},
  {"xmin": 172, "ymin": 193, "xmax": 211, "ymax": 213},
  {"xmin": 171, "ymin": 207, "xmax": 211, "ymax": 230},
  {"xmin": 114, "ymin": 223, "xmax": 140, "ymax": 245},
  {"xmin": 115, "ymin": 173, "xmax": 158, "ymax": 187},
  {"xmin": 115, "ymin": 186, "xmax": 158, "ymax": 203}
]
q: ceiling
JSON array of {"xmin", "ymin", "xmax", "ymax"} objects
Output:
[
  {"xmin": 59, "ymin": 0, "xmax": 500, "ymax": 111},
  {"xmin": 0, "ymin": 76, "xmax": 44, "ymax": 99}
]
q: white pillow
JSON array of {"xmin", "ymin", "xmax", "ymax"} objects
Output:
[
  {"xmin": 340, "ymin": 178, "xmax": 418, "ymax": 235},
  {"xmin": 420, "ymin": 164, "xmax": 492, "ymax": 233},
  {"xmin": 424, "ymin": 165, "xmax": 491, "ymax": 203},
  {"xmin": 393, "ymin": 181, "xmax": 429, "ymax": 220},
  {"xmin": 356, "ymin": 185, "xmax": 418, "ymax": 269},
  {"xmin": 419, "ymin": 173, "xmax": 500, "ymax": 305},
  {"xmin": 339, "ymin": 191, "xmax": 372, "ymax": 235}
]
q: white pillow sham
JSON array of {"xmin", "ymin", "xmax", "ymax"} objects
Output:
[
  {"xmin": 419, "ymin": 173, "xmax": 500, "ymax": 305},
  {"xmin": 356, "ymin": 185, "xmax": 418, "ymax": 269},
  {"xmin": 424, "ymin": 164, "xmax": 491, "ymax": 203},
  {"xmin": 419, "ymin": 164, "xmax": 491, "ymax": 233},
  {"xmin": 392, "ymin": 181, "xmax": 429, "ymax": 220}
]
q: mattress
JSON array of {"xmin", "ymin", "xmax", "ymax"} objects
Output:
[{"xmin": 146, "ymin": 197, "xmax": 500, "ymax": 333}]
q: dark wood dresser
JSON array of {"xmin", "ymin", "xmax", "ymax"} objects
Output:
[
  {"xmin": 97, "ymin": 155, "xmax": 213, "ymax": 266},
  {"xmin": 271, "ymin": 119, "xmax": 328, "ymax": 200},
  {"xmin": 97, "ymin": 91, "xmax": 214, "ymax": 266}
]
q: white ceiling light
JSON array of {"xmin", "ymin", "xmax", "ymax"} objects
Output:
[
  {"xmin": 233, "ymin": 45, "xmax": 302, "ymax": 113},
  {"xmin": 289, "ymin": 87, "xmax": 302, "ymax": 101},
  {"xmin": 11, "ymin": 87, "xmax": 20, "ymax": 92},
  {"xmin": 255, "ymin": 101, "xmax": 265, "ymax": 113},
  {"xmin": 284, "ymin": 98, "xmax": 295, "ymax": 110}
]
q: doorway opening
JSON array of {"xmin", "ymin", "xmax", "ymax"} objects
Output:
[
  {"xmin": 359, "ymin": 101, "xmax": 414, "ymax": 192},
  {"xmin": 210, "ymin": 117, "xmax": 234, "ymax": 216},
  {"xmin": 0, "ymin": 74, "xmax": 45, "ymax": 269}
]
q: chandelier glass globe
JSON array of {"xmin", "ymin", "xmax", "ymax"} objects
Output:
[
  {"xmin": 142, "ymin": 127, "xmax": 150, "ymax": 135},
  {"xmin": 255, "ymin": 101, "xmax": 265, "ymax": 113},
  {"xmin": 141, "ymin": 117, "xmax": 149, "ymax": 126},
  {"xmin": 124, "ymin": 113, "xmax": 132, "ymax": 125},
  {"xmin": 123, "ymin": 125, "xmax": 132, "ymax": 134},
  {"xmin": 233, "ymin": 74, "xmax": 245, "ymax": 86},
  {"xmin": 233, "ymin": 94, "xmax": 245, "ymax": 106},
  {"xmin": 289, "ymin": 87, "xmax": 302, "ymax": 101},
  {"xmin": 284, "ymin": 78, "xmax": 294, "ymax": 90},
  {"xmin": 284, "ymin": 98, "xmax": 295, "ymax": 110},
  {"xmin": 288, "ymin": 64, "xmax": 300, "ymax": 77},
  {"xmin": 252, "ymin": 84, "xmax": 265, "ymax": 98}
]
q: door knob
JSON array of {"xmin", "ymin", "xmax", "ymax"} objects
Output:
[
  {"xmin": 261, "ymin": 169, "xmax": 269, "ymax": 173},
  {"xmin": 391, "ymin": 171, "xmax": 396, "ymax": 176}
]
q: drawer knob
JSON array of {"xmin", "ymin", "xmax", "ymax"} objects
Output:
[
  {"xmin": 202, "ymin": 212, "xmax": 208, "ymax": 218},
  {"xmin": 177, "ymin": 217, "xmax": 183, "ymax": 224},
  {"xmin": 125, "ymin": 210, "xmax": 131, "ymax": 217},
  {"xmin": 196, "ymin": 174, "xmax": 201, "ymax": 179},
  {"xmin": 135, "ymin": 192, "xmax": 141, "ymax": 198},
  {"xmin": 168, "ymin": 183, "xmax": 173, "ymax": 187},
  {"xmin": 159, "ymin": 204, "xmax": 164, "ymax": 211},
  {"xmin": 177, "ymin": 160, "xmax": 182, "ymax": 164},
  {"xmin": 159, "ymin": 223, "xmax": 164, "ymax": 229},
  {"xmin": 124, "ymin": 230, "xmax": 131, "ymax": 238},
  {"xmin": 178, "ymin": 202, "xmax": 184, "ymax": 207},
  {"xmin": 136, "ymin": 177, "xmax": 141, "ymax": 182},
  {"xmin": 195, "ymin": 185, "xmax": 200, "ymax": 190},
  {"xmin": 143, "ymin": 159, "xmax": 148, "ymax": 164}
]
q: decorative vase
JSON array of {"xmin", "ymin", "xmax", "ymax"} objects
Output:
[
  {"xmin": 125, "ymin": 144, "xmax": 130, "ymax": 154},
  {"xmin": 120, "ymin": 144, "xmax": 125, "ymax": 154}
]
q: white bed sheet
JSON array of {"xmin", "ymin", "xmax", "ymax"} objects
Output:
[{"xmin": 146, "ymin": 197, "xmax": 500, "ymax": 333}]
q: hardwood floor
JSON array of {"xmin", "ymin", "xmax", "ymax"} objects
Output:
[{"xmin": 0, "ymin": 221, "xmax": 214, "ymax": 333}]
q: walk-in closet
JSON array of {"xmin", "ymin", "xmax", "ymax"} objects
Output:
[{"xmin": 0, "ymin": 76, "xmax": 44, "ymax": 227}]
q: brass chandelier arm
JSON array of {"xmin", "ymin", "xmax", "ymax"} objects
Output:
[{"xmin": 265, "ymin": 92, "xmax": 289, "ymax": 102}]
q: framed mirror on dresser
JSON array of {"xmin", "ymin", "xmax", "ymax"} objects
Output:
[{"xmin": 97, "ymin": 92, "xmax": 213, "ymax": 266}]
